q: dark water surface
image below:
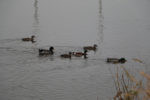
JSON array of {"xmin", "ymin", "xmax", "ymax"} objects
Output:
[{"xmin": 0, "ymin": 0, "xmax": 150, "ymax": 100}]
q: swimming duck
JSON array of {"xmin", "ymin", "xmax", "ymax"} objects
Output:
[
  {"xmin": 72, "ymin": 50, "xmax": 88, "ymax": 59},
  {"xmin": 39, "ymin": 46, "xmax": 54, "ymax": 56},
  {"xmin": 83, "ymin": 44, "xmax": 97, "ymax": 51},
  {"xmin": 39, "ymin": 47, "xmax": 54, "ymax": 53},
  {"xmin": 106, "ymin": 58, "xmax": 126, "ymax": 64},
  {"xmin": 22, "ymin": 35, "xmax": 35, "ymax": 42},
  {"xmin": 60, "ymin": 52, "xmax": 72, "ymax": 59}
]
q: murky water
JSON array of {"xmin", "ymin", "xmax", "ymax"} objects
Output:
[{"xmin": 0, "ymin": 0, "xmax": 150, "ymax": 100}]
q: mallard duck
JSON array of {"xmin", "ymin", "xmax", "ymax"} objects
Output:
[
  {"xmin": 106, "ymin": 58, "xmax": 126, "ymax": 64},
  {"xmin": 39, "ymin": 46, "xmax": 54, "ymax": 56},
  {"xmin": 83, "ymin": 44, "xmax": 97, "ymax": 51},
  {"xmin": 60, "ymin": 52, "xmax": 72, "ymax": 59},
  {"xmin": 39, "ymin": 47, "xmax": 54, "ymax": 53},
  {"xmin": 72, "ymin": 50, "xmax": 88, "ymax": 59},
  {"xmin": 22, "ymin": 35, "xmax": 35, "ymax": 42}
]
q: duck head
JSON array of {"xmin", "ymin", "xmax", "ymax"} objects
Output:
[
  {"xmin": 49, "ymin": 46, "xmax": 54, "ymax": 51},
  {"xmin": 93, "ymin": 44, "xmax": 97, "ymax": 48},
  {"xmin": 31, "ymin": 35, "xmax": 35, "ymax": 39},
  {"xmin": 84, "ymin": 49, "xmax": 88, "ymax": 54},
  {"xmin": 49, "ymin": 46, "xmax": 54, "ymax": 54},
  {"xmin": 119, "ymin": 58, "xmax": 126, "ymax": 64},
  {"xmin": 69, "ymin": 52, "xmax": 72, "ymax": 56}
]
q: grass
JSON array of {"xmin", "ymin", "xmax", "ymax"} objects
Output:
[{"xmin": 112, "ymin": 58, "xmax": 150, "ymax": 100}]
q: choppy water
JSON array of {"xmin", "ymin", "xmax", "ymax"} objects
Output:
[{"xmin": 0, "ymin": 0, "xmax": 150, "ymax": 100}]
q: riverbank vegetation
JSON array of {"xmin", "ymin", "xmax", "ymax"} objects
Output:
[{"xmin": 112, "ymin": 59, "xmax": 150, "ymax": 100}]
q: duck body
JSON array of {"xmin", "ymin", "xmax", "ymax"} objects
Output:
[
  {"xmin": 106, "ymin": 58, "xmax": 126, "ymax": 64},
  {"xmin": 73, "ymin": 52, "xmax": 84, "ymax": 57},
  {"xmin": 39, "ymin": 49, "xmax": 50, "ymax": 53},
  {"xmin": 39, "ymin": 51, "xmax": 52, "ymax": 56},
  {"xmin": 39, "ymin": 47, "xmax": 54, "ymax": 56},
  {"xmin": 83, "ymin": 44, "xmax": 97, "ymax": 51},
  {"xmin": 22, "ymin": 35, "xmax": 35, "ymax": 42},
  {"xmin": 60, "ymin": 52, "xmax": 72, "ymax": 59},
  {"xmin": 72, "ymin": 50, "xmax": 88, "ymax": 58}
]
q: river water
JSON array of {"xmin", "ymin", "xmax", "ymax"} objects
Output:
[{"xmin": 0, "ymin": 0, "xmax": 150, "ymax": 100}]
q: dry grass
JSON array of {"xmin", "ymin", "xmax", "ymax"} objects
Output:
[{"xmin": 112, "ymin": 58, "xmax": 150, "ymax": 100}]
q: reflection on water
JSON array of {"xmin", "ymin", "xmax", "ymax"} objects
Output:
[
  {"xmin": 97, "ymin": 0, "xmax": 104, "ymax": 56},
  {"xmin": 32, "ymin": 0, "xmax": 40, "ymax": 47},
  {"xmin": 98, "ymin": 0, "xmax": 104, "ymax": 44},
  {"xmin": 32, "ymin": 0, "xmax": 39, "ymax": 35}
]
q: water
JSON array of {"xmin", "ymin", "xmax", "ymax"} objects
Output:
[{"xmin": 0, "ymin": 0, "xmax": 150, "ymax": 100}]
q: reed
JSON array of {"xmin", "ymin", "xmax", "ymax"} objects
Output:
[{"xmin": 112, "ymin": 59, "xmax": 150, "ymax": 100}]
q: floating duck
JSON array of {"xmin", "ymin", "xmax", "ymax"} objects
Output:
[
  {"xmin": 83, "ymin": 44, "xmax": 97, "ymax": 51},
  {"xmin": 60, "ymin": 52, "xmax": 72, "ymax": 59},
  {"xmin": 39, "ymin": 46, "xmax": 54, "ymax": 56},
  {"xmin": 22, "ymin": 35, "xmax": 35, "ymax": 43},
  {"xmin": 106, "ymin": 58, "xmax": 126, "ymax": 64},
  {"xmin": 72, "ymin": 50, "xmax": 88, "ymax": 59}
]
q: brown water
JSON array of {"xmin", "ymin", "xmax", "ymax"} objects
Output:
[{"xmin": 0, "ymin": 0, "xmax": 150, "ymax": 100}]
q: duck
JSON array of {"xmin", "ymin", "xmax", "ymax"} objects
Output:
[
  {"xmin": 22, "ymin": 35, "xmax": 35, "ymax": 42},
  {"xmin": 39, "ymin": 46, "xmax": 54, "ymax": 56},
  {"xmin": 83, "ymin": 44, "xmax": 97, "ymax": 51},
  {"xmin": 60, "ymin": 52, "xmax": 72, "ymax": 59},
  {"xmin": 39, "ymin": 47, "xmax": 54, "ymax": 53},
  {"xmin": 106, "ymin": 58, "xmax": 126, "ymax": 64},
  {"xmin": 72, "ymin": 50, "xmax": 88, "ymax": 59}
]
